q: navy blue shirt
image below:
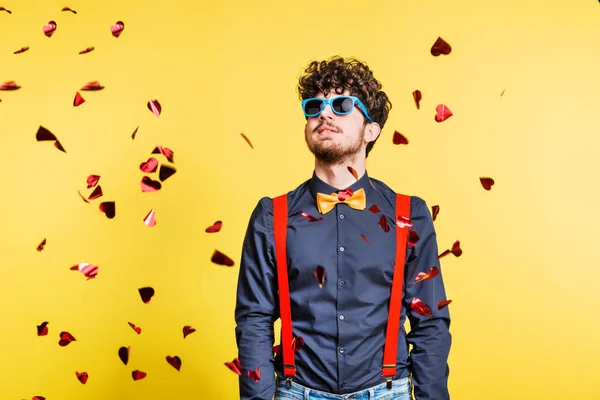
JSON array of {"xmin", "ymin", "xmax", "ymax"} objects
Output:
[{"xmin": 235, "ymin": 170, "xmax": 451, "ymax": 400}]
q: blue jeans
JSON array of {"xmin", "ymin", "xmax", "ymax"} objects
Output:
[{"xmin": 274, "ymin": 376, "xmax": 413, "ymax": 400}]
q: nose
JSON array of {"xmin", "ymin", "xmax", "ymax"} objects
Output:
[{"xmin": 318, "ymin": 102, "xmax": 335, "ymax": 120}]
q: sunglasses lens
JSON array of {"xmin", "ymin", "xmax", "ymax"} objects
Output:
[
  {"xmin": 304, "ymin": 99, "xmax": 324, "ymax": 115},
  {"xmin": 332, "ymin": 97, "xmax": 354, "ymax": 114}
]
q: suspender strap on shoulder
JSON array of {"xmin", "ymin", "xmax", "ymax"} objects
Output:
[
  {"xmin": 382, "ymin": 193, "xmax": 411, "ymax": 378},
  {"xmin": 272, "ymin": 194, "xmax": 296, "ymax": 378}
]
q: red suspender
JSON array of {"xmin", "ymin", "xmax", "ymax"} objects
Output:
[
  {"xmin": 273, "ymin": 195, "xmax": 296, "ymax": 379},
  {"xmin": 272, "ymin": 193, "xmax": 410, "ymax": 386}
]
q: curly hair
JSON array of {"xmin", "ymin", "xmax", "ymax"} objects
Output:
[{"xmin": 297, "ymin": 55, "xmax": 392, "ymax": 158}]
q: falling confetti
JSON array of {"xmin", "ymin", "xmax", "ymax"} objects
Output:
[
  {"xmin": 69, "ymin": 262, "xmax": 99, "ymax": 280},
  {"xmin": 183, "ymin": 325, "xmax": 196, "ymax": 339},
  {"xmin": 392, "ymin": 131, "xmax": 408, "ymax": 145},
  {"xmin": 75, "ymin": 371, "xmax": 88, "ymax": 384},
  {"xmin": 80, "ymin": 81, "xmax": 104, "ymax": 91},
  {"xmin": 147, "ymin": 99, "xmax": 161, "ymax": 117},
  {"xmin": 431, "ymin": 36, "xmax": 451, "ymax": 56},
  {"xmin": 111, "ymin": 21, "xmax": 125, "ymax": 38},
  {"xmin": 143, "ymin": 209, "xmax": 156, "ymax": 227},
  {"xmin": 369, "ymin": 204, "xmax": 381, "ymax": 213},
  {"xmin": 240, "ymin": 133, "xmax": 254, "ymax": 149},
  {"xmin": 248, "ymin": 368, "xmax": 261, "ymax": 382},
  {"xmin": 32, "ymin": 397, "xmax": 46, "ymax": 400},
  {"xmin": 360, "ymin": 233, "xmax": 372, "ymax": 246},
  {"xmin": 159, "ymin": 164, "xmax": 176, "ymax": 181},
  {"xmin": 131, "ymin": 126, "xmax": 139, "ymax": 140},
  {"xmin": 438, "ymin": 240, "xmax": 462, "ymax": 258},
  {"xmin": 87, "ymin": 175, "xmax": 100, "ymax": 188},
  {"xmin": 128, "ymin": 322, "xmax": 141, "ymax": 334},
  {"xmin": 152, "ymin": 145, "xmax": 174, "ymax": 162},
  {"xmin": 37, "ymin": 321, "xmax": 49, "ymax": 336},
  {"xmin": 140, "ymin": 158, "xmax": 158, "ymax": 173},
  {"xmin": 62, "ymin": 7, "xmax": 77, "ymax": 13},
  {"xmin": 0, "ymin": 6, "xmax": 12, "ymax": 13},
  {"xmin": 411, "ymin": 297, "xmax": 433, "ymax": 316},
  {"xmin": 378, "ymin": 215, "xmax": 390, "ymax": 232},
  {"xmin": 78, "ymin": 46, "xmax": 94, "ymax": 54},
  {"xmin": 36, "ymin": 238, "xmax": 46, "ymax": 252},
  {"xmin": 412, "ymin": 90, "xmax": 422, "ymax": 109},
  {"xmin": 300, "ymin": 212, "xmax": 323, "ymax": 222},
  {"xmin": 36, "ymin": 126, "xmax": 66, "ymax": 153},
  {"xmin": 118, "ymin": 346, "xmax": 130, "ymax": 365},
  {"xmin": 432, "ymin": 205, "xmax": 440, "ymax": 221},
  {"xmin": 132, "ymin": 370, "xmax": 146, "ymax": 381},
  {"xmin": 314, "ymin": 266, "xmax": 326, "ymax": 288},
  {"xmin": 337, "ymin": 188, "xmax": 353, "ymax": 201},
  {"xmin": 396, "ymin": 215, "xmax": 413, "ymax": 229},
  {"xmin": 480, "ymin": 177, "xmax": 495, "ymax": 190},
  {"xmin": 141, "ymin": 176, "xmax": 162, "ymax": 192},
  {"xmin": 414, "ymin": 267, "xmax": 440, "ymax": 283},
  {"xmin": 291, "ymin": 336, "xmax": 305, "ymax": 352},
  {"xmin": 408, "ymin": 229, "xmax": 420, "ymax": 247},
  {"xmin": 138, "ymin": 287, "xmax": 155, "ymax": 303},
  {"xmin": 78, "ymin": 191, "xmax": 90, "ymax": 203},
  {"xmin": 224, "ymin": 358, "xmax": 242, "ymax": 376},
  {"xmin": 58, "ymin": 331, "xmax": 76, "ymax": 346},
  {"xmin": 99, "ymin": 201, "xmax": 116, "ymax": 218},
  {"xmin": 211, "ymin": 250, "xmax": 234, "ymax": 266},
  {"xmin": 88, "ymin": 186, "xmax": 103, "ymax": 200},
  {"xmin": 166, "ymin": 355, "xmax": 182, "ymax": 371},
  {"xmin": 43, "ymin": 21, "xmax": 57, "ymax": 37},
  {"xmin": 348, "ymin": 166, "xmax": 358, "ymax": 180},
  {"xmin": 0, "ymin": 80, "xmax": 20, "ymax": 90},
  {"xmin": 500, "ymin": 88, "xmax": 506, "ymax": 96},
  {"xmin": 438, "ymin": 299, "xmax": 452, "ymax": 310},
  {"xmin": 205, "ymin": 221, "xmax": 222, "ymax": 233},
  {"xmin": 14, "ymin": 46, "xmax": 29, "ymax": 54},
  {"xmin": 71, "ymin": 91, "xmax": 85, "ymax": 107},
  {"xmin": 435, "ymin": 104, "xmax": 453, "ymax": 122}
]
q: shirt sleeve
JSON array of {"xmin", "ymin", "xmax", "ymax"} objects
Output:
[
  {"xmin": 403, "ymin": 197, "xmax": 452, "ymax": 400},
  {"xmin": 235, "ymin": 197, "xmax": 280, "ymax": 400}
]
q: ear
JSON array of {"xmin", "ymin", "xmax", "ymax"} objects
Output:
[{"xmin": 365, "ymin": 122, "xmax": 381, "ymax": 143}]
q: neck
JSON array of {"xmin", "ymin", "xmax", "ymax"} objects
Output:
[{"xmin": 314, "ymin": 156, "xmax": 366, "ymax": 190}]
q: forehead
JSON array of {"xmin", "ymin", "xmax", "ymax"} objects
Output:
[{"xmin": 316, "ymin": 88, "xmax": 351, "ymax": 99}]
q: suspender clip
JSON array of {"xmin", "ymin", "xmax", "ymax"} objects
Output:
[
  {"xmin": 385, "ymin": 377, "xmax": 392, "ymax": 390},
  {"xmin": 285, "ymin": 377, "xmax": 292, "ymax": 389}
]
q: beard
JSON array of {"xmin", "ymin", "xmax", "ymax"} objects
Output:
[{"xmin": 305, "ymin": 124, "xmax": 365, "ymax": 166}]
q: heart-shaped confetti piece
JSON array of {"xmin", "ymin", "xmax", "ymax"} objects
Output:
[
  {"xmin": 111, "ymin": 21, "xmax": 125, "ymax": 38},
  {"xmin": 431, "ymin": 36, "xmax": 451, "ymax": 56},
  {"xmin": 43, "ymin": 21, "xmax": 56, "ymax": 37},
  {"xmin": 166, "ymin": 355, "xmax": 182, "ymax": 371},
  {"xmin": 435, "ymin": 104, "xmax": 453, "ymax": 122}
]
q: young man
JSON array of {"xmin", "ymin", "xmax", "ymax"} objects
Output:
[{"xmin": 235, "ymin": 56, "xmax": 451, "ymax": 400}]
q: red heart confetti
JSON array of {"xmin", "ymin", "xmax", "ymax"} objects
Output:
[
  {"xmin": 148, "ymin": 99, "xmax": 161, "ymax": 117},
  {"xmin": 211, "ymin": 250, "xmax": 235, "ymax": 266},
  {"xmin": 58, "ymin": 331, "xmax": 76, "ymax": 346},
  {"xmin": 412, "ymin": 90, "xmax": 422, "ymax": 109},
  {"xmin": 159, "ymin": 164, "xmax": 176, "ymax": 181},
  {"xmin": 131, "ymin": 126, "xmax": 140, "ymax": 140},
  {"xmin": 78, "ymin": 46, "xmax": 94, "ymax": 54},
  {"xmin": 13, "ymin": 46, "xmax": 29, "ymax": 54},
  {"xmin": 369, "ymin": 204, "xmax": 381, "ymax": 213},
  {"xmin": 69, "ymin": 262, "xmax": 99, "ymax": 280},
  {"xmin": 111, "ymin": 21, "xmax": 125, "ymax": 38},
  {"xmin": 337, "ymin": 188, "xmax": 353, "ymax": 201},
  {"xmin": 166, "ymin": 355, "xmax": 182, "ymax": 371},
  {"xmin": 396, "ymin": 215, "xmax": 413, "ymax": 229},
  {"xmin": 62, "ymin": 7, "xmax": 77, "ymax": 13},
  {"xmin": 183, "ymin": 325, "xmax": 196, "ymax": 339},
  {"xmin": 33, "ymin": 397, "xmax": 46, "ymax": 400},
  {"xmin": 300, "ymin": 212, "xmax": 323, "ymax": 222},
  {"xmin": 348, "ymin": 166, "xmax": 358, "ymax": 180},
  {"xmin": 435, "ymin": 104, "xmax": 453, "ymax": 122},
  {"xmin": 141, "ymin": 176, "xmax": 162, "ymax": 192},
  {"xmin": 88, "ymin": 185, "xmax": 103, "ymax": 200},
  {"xmin": 378, "ymin": 215, "xmax": 390, "ymax": 232},
  {"xmin": 205, "ymin": 221, "xmax": 222, "ymax": 233},
  {"xmin": 80, "ymin": 81, "xmax": 104, "ymax": 91},
  {"xmin": 36, "ymin": 126, "xmax": 66, "ymax": 153},
  {"xmin": 118, "ymin": 346, "xmax": 130, "ymax": 365},
  {"xmin": 1, "ymin": 80, "xmax": 20, "ymax": 90},
  {"xmin": 138, "ymin": 287, "xmax": 155, "ymax": 304},
  {"xmin": 411, "ymin": 297, "xmax": 433, "ymax": 316},
  {"xmin": 240, "ymin": 133, "xmax": 254, "ymax": 149},
  {"xmin": 432, "ymin": 205, "xmax": 440, "ymax": 221},
  {"xmin": 140, "ymin": 158, "xmax": 158, "ymax": 173},
  {"xmin": 314, "ymin": 266, "xmax": 326, "ymax": 288},
  {"xmin": 408, "ymin": 229, "xmax": 420, "ymax": 247},
  {"xmin": 143, "ymin": 209, "xmax": 156, "ymax": 227},
  {"xmin": 414, "ymin": 267, "xmax": 440, "ymax": 283},
  {"xmin": 360, "ymin": 233, "xmax": 371, "ymax": 246},
  {"xmin": 99, "ymin": 201, "xmax": 116, "ymax": 218},
  {"xmin": 43, "ymin": 21, "xmax": 56, "ymax": 37},
  {"xmin": 224, "ymin": 358, "xmax": 242, "ymax": 376},
  {"xmin": 438, "ymin": 299, "xmax": 452, "ymax": 310},
  {"xmin": 128, "ymin": 322, "xmax": 141, "ymax": 334},
  {"xmin": 431, "ymin": 36, "xmax": 451, "ymax": 56},
  {"xmin": 132, "ymin": 370, "xmax": 146, "ymax": 381},
  {"xmin": 37, "ymin": 238, "xmax": 46, "ymax": 252},
  {"xmin": 392, "ymin": 131, "xmax": 408, "ymax": 145},
  {"xmin": 248, "ymin": 367, "xmax": 261, "ymax": 382},
  {"xmin": 438, "ymin": 240, "xmax": 462, "ymax": 259},
  {"xmin": 37, "ymin": 321, "xmax": 49, "ymax": 336},
  {"xmin": 0, "ymin": 7, "xmax": 12, "ymax": 13},
  {"xmin": 87, "ymin": 175, "xmax": 100, "ymax": 188},
  {"xmin": 152, "ymin": 145, "xmax": 174, "ymax": 162},
  {"xmin": 75, "ymin": 371, "xmax": 88, "ymax": 384},
  {"xmin": 480, "ymin": 177, "xmax": 495, "ymax": 190}
]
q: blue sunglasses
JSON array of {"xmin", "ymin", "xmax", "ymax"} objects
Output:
[{"xmin": 301, "ymin": 95, "xmax": 373, "ymax": 123}]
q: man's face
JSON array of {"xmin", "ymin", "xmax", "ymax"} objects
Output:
[{"xmin": 304, "ymin": 88, "xmax": 369, "ymax": 165}]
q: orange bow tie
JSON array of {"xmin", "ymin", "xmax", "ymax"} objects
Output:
[{"xmin": 316, "ymin": 188, "xmax": 366, "ymax": 214}]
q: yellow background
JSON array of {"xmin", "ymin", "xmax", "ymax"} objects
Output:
[{"xmin": 1, "ymin": 0, "xmax": 599, "ymax": 399}]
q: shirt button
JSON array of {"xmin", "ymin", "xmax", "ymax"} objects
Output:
[
  {"xmin": 339, "ymin": 347, "xmax": 345, "ymax": 354},
  {"xmin": 339, "ymin": 214, "xmax": 345, "ymax": 219},
  {"xmin": 339, "ymin": 315, "xmax": 345, "ymax": 320},
  {"xmin": 339, "ymin": 246, "xmax": 345, "ymax": 252},
  {"xmin": 339, "ymin": 280, "xmax": 345, "ymax": 286}
]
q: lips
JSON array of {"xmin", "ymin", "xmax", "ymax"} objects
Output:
[{"xmin": 317, "ymin": 125, "xmax": 337, "ymax": 134}]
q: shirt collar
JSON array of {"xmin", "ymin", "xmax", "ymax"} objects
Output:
[{"xmin": 309, "ymin": 169, "xmax": 374, "ymax": 200}]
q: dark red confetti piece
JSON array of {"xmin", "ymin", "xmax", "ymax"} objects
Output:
[
  {"xmin": 408, "ymin": 229, "xmax": 420, "ymax": 247},
  {"xmin": 37, "ymin": 238, "xmax": 46, "ymax": 252},
  {"xmin": 396, "ymin": 215, "xmax": 413, "ymax": 229},
  {"xmin": 378, "ymin": 215, "xmax": 390, "ymax": 232},
  {"xmin": 87, "ymin": 175, "xmax": 100, "ymax": 188},
  {"xmin": 132, "ymin": 370, "xmax": 146, "ymax": 381},
  {"xmin": 148, "ymin": 99, "xmax": 161, "ymax": 117},
  {"xmin": 211, "ymin": 250, "xmax": 234, "ymax": 266},
  {"xmin": 118, "ymin": 346, "xmax": 130, "ymax": 365},
  {"xmin": 14, "ymin": 46, "xmax": 29, "ymax": 54},
  {"xmin": 369, "ymin": 204, "xmax": 381, "ymax": 213},
  {"xmin": 392, "ymin": 131, "xmax": 408, "ymax": 145},
  {"xmin": 431, "ymin": 36, "xmax": 451, "ymax": 56},
  {"xmin": 36, "ymin": 126, "xmax": 66, "ymax": 152},
  {"xmin": 337, "ymin": 188, "xmax": 353, "ymax": 201},
  {"xmin": 62, "ymin": 7, "xmax": 77, "ymax": 13},
  {"xmin": 480, "ymin": 177, "xmax": 494, "ymax": 190},
  {"xmin": 438, "ymin": 240, "xmax": 462, "ymax": 259},
  {"xmin": 131, "ymin": 126, "xmax": 139, "ymax": 140},
  {"xmin": 1, "ymin": 80, "xmax": 20, "ymax": 90},
  {"xmin": 58, "ymin": 331, "xmax": 76, "ymax": 346},
  {"xmin": 43, "ymin": 21, "xmax": 56, "ymax": 37},
  {"xmin": 183, "ymin": 325, "xmax": 196, "ymax": 339},
  {"xmin": 75, "ymin": 371, "xmax": 88, "ymax": 384},
  {"xmin": 140, "ymin": 158, "xmax": 158, "ymax": 173},
  {"xmin": 128, "ymin": 322, "xmax": 141, "ymax": 334},
  {"xmin": 152, "ymin": 145, "xmax": 174, "ymax": 162},
  {"xmin": 292, "ymin": 336, "xmax": 305, "ymax": 352},
  {"xmin": 159, "ymin": 164, "xmax": 176, "ymax": 181},
  {"xmin": 37, "ymin": 321, "xmax": 49, "ymax": 336},
  {"xmin": 78, "ymin": 46, "xmax": 94, "ymax": 54},
  {"xmin": 205, "ymin": 221, "xmax": 222, "ymax": 233},
  {"xmin": 348, "ymin": 166, "xmax": 358, "ymax": 180},
  {"xmin": 80, "ymin": 81, "xmax": 104, "ymax": 91},
  {"xmin": 166, "ymin": 355, "xmax": 182, "ymax": 371},
  {"xmin": 438, "ymin": 299, "xmax": 452, "ymax": 310},
  {"xmin": 240, "ymin": 133, "xmax": 254, "ymax": 149},
  {"xmin": 413, "ymin": 90, "xmax": 422, "ymax": 109},
  {"xmin": 32, "ymin": 397, "xmax": 46, "ymax": 400},
  {"xmin": 99, "ymin": 201, "xmax": 116, "ymax": 218},
  {"xmin": 432, "ymin": 205, "xmax": 440, "ymax": 221},
  {"xmin": 248, "ymin": 367, "xmax": 261, "ymax": 382},
  {"xmin": 138, "ymin": 287, "xmax": 154, "ymax": 304},
  {"xmin": 414, "ymin": 267, "xmax": 440, "ymax": 283},
  {"xmin": 300, "ymin": 212, "xmax": 323, "ymax": 222},
  {"xmin": 411, "ymin": 297, "xmax": 433, "ymax": 316},
  {"xmin": 0, "ymin": 6, "xmax": 12, "ymax": 13},
  {"xmin": 360, "ymin": 233, "xmax": 371, "ymax": 246},
  {"xmin": 435, "ymin": 104, "xmax": 453, "ymax": 122},
  {"xmin": 224, "ymin": 358, "xmax": 242, "ymax": 376},
  {"xmin": 314, "ymin": 266, "xmax": 325, "ymax": 288},
  {"xmin": 88, "ymin": 185, "xmax": 102, "ymax": 200},
  {"xmin": 111, "ymin": 21, "xmax": 125, "ymax": 38},
  {"xmin": 143, "ymin": 209, "xmax": 156, "ymax": 227},
  {"xmin": 141, "ymin": 176, "xmax": 162, "ymax": 192}
]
